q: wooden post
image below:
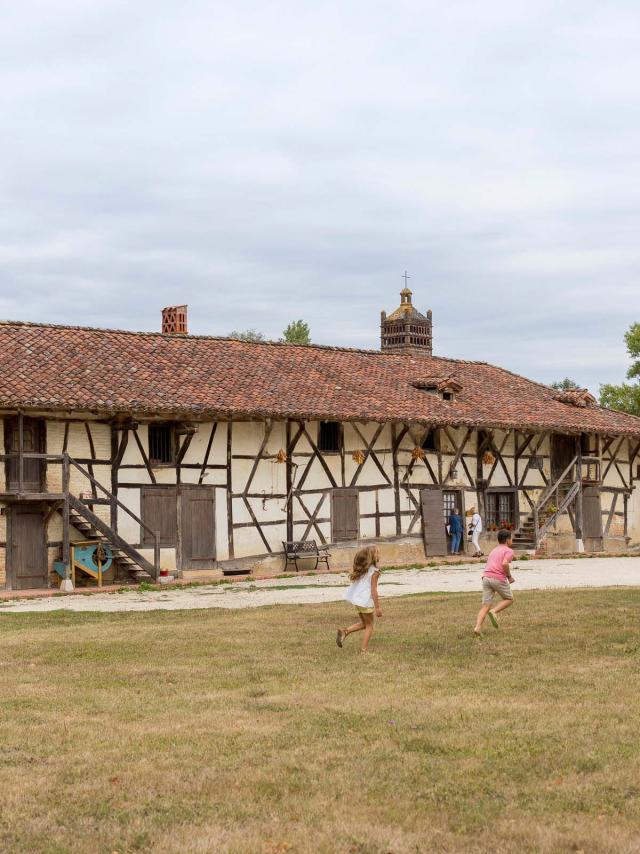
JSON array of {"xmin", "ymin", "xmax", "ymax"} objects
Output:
[
  {"xmin": 154, "ymin": 530, "xmax": 161, "ymax": 577},
  {"xmin": 110, "ymin": 424, "xmax": 119, "ymax": 531},
  {"xmin": 391, "ymin": 424, "xmax": 401, "ymax": 536},
  {"xmin": 17, "ymin": 411, "xmax": 24, "ymax": 494},
  {"xmin": 285, "ymin": 420, "xmax": 293, "ymax": 542},
  {"xmin": 226, "ymin": 422, "xmax": 234, "ymax": 560},
  {"xmin": 575, "ymin": 455, "xmax": 584, "ymax": 552},
  {"xmin": 61, "ymin": 452, "xmax": 73, "ymax": 591}
]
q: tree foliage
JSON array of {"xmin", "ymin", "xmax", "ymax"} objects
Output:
[
  {"xmin": 551, "ymin": 378, "xmax": 580, "ymax": 391},
  {"xmin": 228, "ymin": 329, "xmax": 266, "ymax": 342},
  {"xmin": 282, "ymin": 320, "xmax": 311, "ymax": 345},
  {"xmin": 599, "ymin": 322, "xmax": 640, "ymax": 416}
]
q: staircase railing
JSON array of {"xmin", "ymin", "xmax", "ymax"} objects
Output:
[
  {"xmin": 532, "ymin": 454, "xmax": 587, "ymax": 547},
  {"xmin": 65, "ymin": 454, "xmax": 161, "ymax": 579},
  {"xmin": 0, "ymin": 448, "xmax": 162, "ymax": 581}
]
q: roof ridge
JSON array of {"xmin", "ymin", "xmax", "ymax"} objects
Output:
[{"xmin": 0, "ymin": 318, "xmax": 488, "ymax": 364}]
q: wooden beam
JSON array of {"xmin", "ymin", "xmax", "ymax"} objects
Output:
[
  {"xmin": 133, "ymin": 429, "xmax": 156, "ymax": 484},
  {"xmin": 227, "ymin": 422, "xmax": 234, "ymax": 559},
  {"xmin": 243, "ymin": 422, "xmax": 274, "ymax": 496},
  {"xmin": 198, "ymin": 423, "xmax": 218, "ymax": 485},
  {"xmin": 302, "ymin": 427, "xmax": 338, "ymax": 488},
  {"xmin": 350, "ymin": 423, "xmax": 388, "ymax": 487}
]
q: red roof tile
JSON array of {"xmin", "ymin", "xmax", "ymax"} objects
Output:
[{"xmin": 0, "ymin": 321, "xmax": 639, "ymax": 436}]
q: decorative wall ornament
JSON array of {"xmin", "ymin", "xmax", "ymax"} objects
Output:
[
  {"xmin": 411, "ymin": 446, "xmax": 426, "ymax": 461},
  {"xmin": 352, "ymin": 450, "xmax": 366, "ymax": 465},
  {"xmin": 482, "ymin": 451, "xmax": 495, "ymax": 465},
  {"xmin": 276, "ymin": 448, "xmax": 287, "ymax": 463}
]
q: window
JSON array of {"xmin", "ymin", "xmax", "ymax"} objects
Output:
[
  {"xmin": 141, "ymin": 486, "xmax": 177, "ymax": 546},
  {"xmin": 149, "ymin": 423, "xmax": 175, "ymax": 464},
  {"xmin": 530, "ymin": 456, "xmax": 544, "ymax": 471},
  {"xmin": 485, "ymin": 492, "xmax": 515, "ymax": 530},
  {"xmin": 422, "ymin": 429, "xmax": 437, "ymax": 452},
  {"xmin": 443, "ymin": 391, "xmax": 454, "ymax": 401},
  {"xmin": 318, "ymin": 421, "xmax": 342, "ymax": 453}
]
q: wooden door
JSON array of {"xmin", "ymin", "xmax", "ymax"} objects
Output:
[
  {"xmin": 4, "ymin": 418, "xmax": 45, "ymax": 492},
  {"xmin": 443, "ymin": 489, "xmax": 464, "ymax": 553},
  {"xmin": 181, "ymin": 486, "xmax": 216, "ymax": 569},
  {"xmin": 141, "ymin": 486, "xmax": 178, "ymax": 546},
  {"xmin": 421, "ymin": 489, "xmax": 448, "ymax": 556},
  {"xmin": 551, "ymin": 434, "xmax": 576, "ymax": 481},
  {"xmin": 8, "ymin": 505, "xmax": 48, "ymax": 589},
  {"xmin": 331, "ymin": 489, "xmax": 359, "ymax": 542},
  {"xmin": 582, "ymin": 486, "xmax": 603, "ymax": 547}
]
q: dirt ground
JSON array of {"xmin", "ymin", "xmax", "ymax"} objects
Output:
[{"xmin": 0, "ymin": 555, "xmax": 638, "ymax": 613}]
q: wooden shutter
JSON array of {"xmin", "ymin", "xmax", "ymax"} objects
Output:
[
  {"xmin": 582, "ymin": 486, "xmax": 603, "ymax": 541},
  {"xmin": 331, "ymin": 489, "xmax": 359, "ymax": 542},
  {"xmin": 8, "ymin": 507, "xmax": 47, "ymax": 589},
  {"xmin": 181, "ymin": 486, "xmax": 216, "ymax": 568},
  {"xmin": 5, "ymin": 417, "xmax": 45, "ymax": 492},
  {"xmin": 142, "ymin": 486, "xmax": 177, "ymax": 546},
  {"xmin": 421, "ymin": 489, "xmax": 448, "ymax": 556}
]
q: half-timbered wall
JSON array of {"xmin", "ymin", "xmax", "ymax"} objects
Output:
[{"xmin": 0, "ymin": 413, "xmax": 639, "ymax": 588}]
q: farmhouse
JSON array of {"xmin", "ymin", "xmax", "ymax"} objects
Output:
[{"xmin": 0, "ymin": 293, "xmax": 639, "ymax": 590}]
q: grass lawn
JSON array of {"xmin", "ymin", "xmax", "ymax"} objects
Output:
[{"xmin": 1, "ymin": 589, "xmax": 640, "ymax": 853}]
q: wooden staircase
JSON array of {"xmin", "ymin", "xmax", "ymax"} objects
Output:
[
  {"xmin": 512, "ymin": 480, "xmax": 577, "ymax": 552},
  {"xmin": 512, "ymin": 455, "xmax": 597, "ymax": 552},
  {"xmin": 61, "ymin": 495, "xmax": 156, "ymax": 584}
]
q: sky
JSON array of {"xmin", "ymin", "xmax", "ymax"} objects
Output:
[{"xmin": 1, "ymin": 1, "xmax": 639, "ymax": 393}]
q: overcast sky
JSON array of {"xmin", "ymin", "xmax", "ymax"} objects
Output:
[{"xmin": 1, "ymin": 1, "xmax": 639, "ymax": 392}]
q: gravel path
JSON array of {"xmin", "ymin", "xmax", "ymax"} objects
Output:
[{"xmin": 0, "ymin": 557, "xmax": 638, "ymax": 614}]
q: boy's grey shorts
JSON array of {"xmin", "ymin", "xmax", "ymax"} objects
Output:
[{"xmin": 482, "ymin": 577, "xmax": 513, "ymax": 603}]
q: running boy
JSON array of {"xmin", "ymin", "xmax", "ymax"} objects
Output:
[
  {"xmin": 336, "ymin": 546, "xmax": 382, "ymax": 654},
  {"xmin": 474, "ymin": 529, "xmax": 515, "ymax": 635}
]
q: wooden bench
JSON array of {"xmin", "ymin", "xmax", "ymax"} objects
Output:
[{"xmin": 282, "ymin": 540, "xmax": 331, "ymax": 572}]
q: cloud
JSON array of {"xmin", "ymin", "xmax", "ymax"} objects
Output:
[{"xmin": 0, "ymin": 0, "xmax": 638, "ymax": 395}]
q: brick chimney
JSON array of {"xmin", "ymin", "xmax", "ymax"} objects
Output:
[{"xmin": 161, "ymin": 305, "xmax": 188, "ymax": 335}]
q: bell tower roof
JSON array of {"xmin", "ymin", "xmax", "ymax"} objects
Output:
[{"xmin": 380, "ymin": 276, "xmax": 433, "ymax": 355}]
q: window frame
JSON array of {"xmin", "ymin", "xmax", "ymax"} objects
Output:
[
  {"xmin": 421, "ymin": 428, "xmax": 438, "ymax": 452},
  {"xmin": 318, "ymin": 421, "xmax": 343, "ymax": 454},
  {"xmin": 484, "ymin": 487, "xmax": 518, "ymax": 531},
  {"xmin": 148, "ymin": 422, "xmax": 176, "ymax": 466}
]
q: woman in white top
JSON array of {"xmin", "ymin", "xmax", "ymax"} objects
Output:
[
  {"xmin": 336, "ymin": 546, "xmax": 382, "ymax": 654},
  {"xmin": 468, "ymin": 508, "xmax": 484, "ymax": 557}
]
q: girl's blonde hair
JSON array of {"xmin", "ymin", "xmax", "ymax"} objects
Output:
[{"xmin": 349, "ymin": 546, "xmax": 379, "ymax": 582}]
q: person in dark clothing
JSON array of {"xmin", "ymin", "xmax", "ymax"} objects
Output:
[{"xmin": 449, "ymin": 507, "xmax": 463, "ymax": 554}]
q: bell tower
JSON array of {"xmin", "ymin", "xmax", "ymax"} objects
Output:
[{"xmin": 380, "ymin": 275, "xmax": 433, "ymax": 355}]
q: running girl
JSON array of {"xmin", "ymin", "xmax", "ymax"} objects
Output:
[{"xmin": 336, "ymin": 546, "xmax": 382, "ymax": 654}]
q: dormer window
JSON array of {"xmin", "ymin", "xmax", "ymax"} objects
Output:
[
  {"xmin": 553, "ymin": 388, "xmax": 596, "ymax": 408},
  {"xmin": 411, "ymin": 377, "xmax": 461, "ymax": 402}
]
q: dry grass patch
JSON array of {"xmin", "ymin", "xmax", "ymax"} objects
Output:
[{"xmin": 1, "ymin": 589, "xmax": 640, "ymax": 853}]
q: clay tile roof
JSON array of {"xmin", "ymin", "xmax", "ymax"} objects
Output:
[{"xmin": 0, "ymin": 320, "xmax": 639, "ymax": 436}]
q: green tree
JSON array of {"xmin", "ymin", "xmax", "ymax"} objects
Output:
[
  {"xmin": 228, "ymin": 329, "xmax": 266, "ymax": 342},
  {"xmin": 599, "ymin": 322, "xmax": 640, "ymax": 416},
  {"xmin": 551, "ymin": 378, "xmax": 580, "ymax": 391},
  {"xmin": 282, "ymin": 320, "xmax": 311, "ymax": 345}
]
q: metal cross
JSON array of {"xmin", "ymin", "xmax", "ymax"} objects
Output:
[{"xmin": 402, "ymin": 270, "xmax": 411, "ymax": 287}]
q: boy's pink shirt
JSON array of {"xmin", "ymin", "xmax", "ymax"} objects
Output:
[{"xmin": 483, "ymin": 545, "xmax": 514, "ymax": 581}]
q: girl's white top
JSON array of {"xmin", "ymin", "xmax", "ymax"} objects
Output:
[
  {"xmin": 471, "ymin": 513, "xmax": 483, "ymax": 533},
  {"xmin": 345, "ymin": 565, "xmax": 379, "ymax": 608}
]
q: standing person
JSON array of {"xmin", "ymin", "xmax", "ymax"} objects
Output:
[
  {"xmin": 474, "ymin": 529, "xmax": 515, "ymax": 635},
  {"xmin": 468, "ymin": 507, "xmax": 483, "ymax": 557},
  {"xmin": 449, "ymin": 507, "xmax": 463, "ymax": 555},
  {"xmin": 336, "ymin": 546, "xmax": 382, "ymax": 654}
]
